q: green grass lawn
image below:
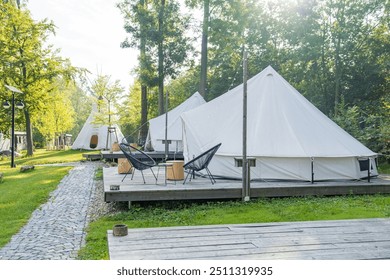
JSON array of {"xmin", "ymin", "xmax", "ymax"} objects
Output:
[
  {"xmin": 0, "ymin": 148, "xmax": 96, "ymax": 248},
  {"xmin": 0, "ymin": 166, "xmax": 72, "ymax": 247},
  {"xmin": 0, "ymin": 148, "xmax": 98, "ymax": 167},
  {"xmin": 78, "ymin": 194, "xmax": 390, "ymax": 260}
]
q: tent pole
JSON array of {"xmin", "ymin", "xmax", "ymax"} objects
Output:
[
  {"xmin": 164, "ymin": 90, "xmax": 169, "ymax": 185},
  {"xmin": 311, "ymin": 157, "xmax": 314, "ymax": 184},
  {"xmin": 242, "ymin": 49, "xmax": 249, "ymax": 201}
]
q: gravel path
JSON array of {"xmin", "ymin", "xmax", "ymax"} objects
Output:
[{"xmin": 0, "ymin": 161, "xmax": 114, "ymax": 260}]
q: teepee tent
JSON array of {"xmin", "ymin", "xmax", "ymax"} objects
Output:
[
  {"xmin": 72, "ymin": 105, "xmax": 125, "ymax": 150},
  {"xmin": 145, "ymin": 92, "xmax": 205, "ymax": 152},
  {"xmin": 181, "ymin": 66, "xmax": 377, "ymax": 181}
]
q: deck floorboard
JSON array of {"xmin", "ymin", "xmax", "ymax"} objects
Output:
[{"xmin": 107, "ymin": 218, "xmax": 390, "ymax": 260}]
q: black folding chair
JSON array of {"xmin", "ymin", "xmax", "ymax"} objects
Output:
[
  {"xmin": 119, "ymin": 143, "xmax": 157, "ymax": 184},
  {"xmin": 183, "ymin": 143, "xmax": 222, "ymax": 185}
]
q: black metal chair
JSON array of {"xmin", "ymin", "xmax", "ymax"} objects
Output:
[
  {"xmin": 119, "ymin": 143, "xmax": 157, "ymax": 184},
  {"xmin": 183, "ymin": 143, "xmax": 222, "ymax": 185}
]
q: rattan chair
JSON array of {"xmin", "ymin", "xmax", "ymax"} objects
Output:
[
  {"xmin": 183, "ymin": 143, "xmax": 221, "ymax": 185},
  {"xmin": 119, "ymin": 143, "xmax": 157, "ymax": 184}
]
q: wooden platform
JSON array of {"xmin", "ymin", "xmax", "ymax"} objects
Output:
[
  {"xmin": 103, "ymin": 166, "xmax": 390, "ymax": 202},
  {"xmin": 82, "ymin": 153, "xmax": 102, "ymax": 161},
  {"xmin": 107, "ymin": 218, "xmax": 390, "ymax": 260}
]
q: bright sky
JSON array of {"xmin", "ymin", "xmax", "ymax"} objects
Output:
[{"xmin": 28, "ymin": 0, "xmax": 138, "ymax": 90}]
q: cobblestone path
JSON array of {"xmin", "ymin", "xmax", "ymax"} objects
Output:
[{"xmin": 0, "ymin": 161, "xmax": 100, "ymax": 260}]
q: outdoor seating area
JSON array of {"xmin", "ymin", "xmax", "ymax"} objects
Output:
[{"xmin": 2, "ymin": 1, "xmax": 390, "ymax": 275}]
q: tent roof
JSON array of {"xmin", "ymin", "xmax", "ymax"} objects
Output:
[
  {"xmin": 181, "ymin": 66, "xmax": 376, "ymax": 158},
  {"xmin": 148, "ymin": 92, "xmax": 205, "ymax": 141}
]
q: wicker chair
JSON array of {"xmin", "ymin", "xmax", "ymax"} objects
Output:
[
  {"xmin": 183, "ymin": 143, "xmax": 222, "ymax": 185},
  {"xmin": 119, "ymin": 143, "xmax": 157, "ymax": 184}
]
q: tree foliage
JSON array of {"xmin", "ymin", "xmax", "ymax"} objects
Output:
[
  {"xmin": 33, "ymin": 79, "xmax": 75, "ymax": 147},
  {"xmin": 0, "ymin": 1, "xmax": 80, "ymax": 155},
  {"xmin": 91, "ymin": 75, "xmax": 124, "ymax": 128},
  {"xmin": 117, "ymin": 0, "xmax": 388, "ymax": 158}
]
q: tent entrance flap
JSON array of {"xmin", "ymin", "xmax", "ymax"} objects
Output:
[{"xmin": 90, "ymin": 135, "xmax": 98, "ymax": 149}]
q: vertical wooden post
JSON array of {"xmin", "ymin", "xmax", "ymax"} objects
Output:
[
  {"xmin": 311, "ymin": 157, "xmax": 314, "ymax": 184},
  {"xmin": 242, "ymin": 49, "xmax": 249, "ymax": 201}
]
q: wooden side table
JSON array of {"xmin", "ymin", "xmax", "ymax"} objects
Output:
[
  {"xmin": 166, "ymin": 160, "xmax": 184, "ymax": 181},
  {"xmin": 157, "ymin": 162, "xmax": 174, "ymax": 185},
  {"xmin": 118, "ymin": 158, "xmax": 132, "ymax": 174}
]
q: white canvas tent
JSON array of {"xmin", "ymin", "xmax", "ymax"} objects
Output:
[
  {"xmin": 0, "ymin": 132, "xmax": 26, "ymax": 152},
  {"xmin": 0, "ymin": 132, "xmax": 10, "ymax": 152},
  {"xmin": 181, "ymin": 66, "xmax": 377, "ymax": 181},
  {"xmin": 72, "ymin": 105, "xmax": 125, "ymax": 150},
  {"xmin": 145, "ymin": 92, "xmax": 205, "ymax": 152}
]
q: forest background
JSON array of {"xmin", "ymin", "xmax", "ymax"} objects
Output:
[{"xmin": 0, "ymin": 0, "xmax": 389, "ymax": 161}]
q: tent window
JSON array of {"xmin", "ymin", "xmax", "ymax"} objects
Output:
[
  {"xmin": 358, "ymin": 159, "xmax": 373, "ymax": 171},
  {"xmin": 90, "ymin": 135, "xmax": 98, "ymax": 149},
  {"xmin": 234, "ymin": 158, "xmax": 256, "ymax": 167}
]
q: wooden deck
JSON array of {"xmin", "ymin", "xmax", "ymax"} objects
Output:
[
  {"xmin": 107, "ymin": 218, "xmax": 390, "ymax": 260},
  {"xmin": 103, "ymin": 166, "xmax": 390, "ymax": 202}
]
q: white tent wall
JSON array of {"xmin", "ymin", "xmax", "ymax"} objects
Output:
[
  {"xmin": 145, "ymin": 92, "xmax": 206, "ymax": 152},
  {"xmin": 72, "ymin": 106, "xmax": 125, "ymax": 150},
  {"xmin": 207, "ymin": 155, "xmax": 377, "ymax": 181},
  {"xmin": 181, "ymin": 66, "xmax": 378, "ymax": 181}
]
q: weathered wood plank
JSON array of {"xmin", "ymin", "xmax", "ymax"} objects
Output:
[
  {"xmin": 108, "ymin": 223, "xmax": 390, "ymax": 242},
  {"xmin": 110, "ymin": 242, "xmax": 390, "ymax": 260},
  {"xmin": 108, "ymin": 218, "xmax": 390, "ymax": 260},
  {"xmin": 108, "ymin": 232, "xmax": 390, "ymax": 255}
]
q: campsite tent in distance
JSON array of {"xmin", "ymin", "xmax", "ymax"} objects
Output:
[
  {"xmin": 145, "ymin": 92, "xmax": 206, "ymax": 152},
  {"xmin": 181, "ymin": 66, "xmax": 378, "ymax": 181},
  {"xmin": 72, "ymin": 105, "xmax": 125, "ymax": 150}
]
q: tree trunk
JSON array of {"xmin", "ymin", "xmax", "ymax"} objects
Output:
[
  {"xmin": 334, "ymin": 35, "xmax": 341, "ymax": 115},
  {"xmin": 199, "ymin": 0, "xmax": 209, "ymax": 99},
  {"xmin": 139, "ymin": 0, "xmax": 148, "ymax": 142},
  {"xmin": 333, "ymin": 2, "xmax": 345, "ymax": 116},
  {"xmin": 140, "ymin": 86, "xmax": 148, "ymax": 140},
  {"xmin": 158, "ymin": 0, "xmax": 165, "ymax": 115},
  {"xmin": 24, "ymin": 109, "xmax": 33, "ymax": 156},
  {"xmin": 13, "ymin": 1, "xmax": 34, "ymax": 156}
]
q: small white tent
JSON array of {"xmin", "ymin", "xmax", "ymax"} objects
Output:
[
  {"xmin": 145, "ymin": 92, "xmax": 205, "ymax": 152},
  {"xmin": 72, "ymin": 105, "xmax": 125, "ymax": 150},
  {"xmin": 181, "ymin": 66, "xmax": 377, "ymax": 181},
  {"xmin": 0, "ymin": 132, "xmax": 10, "ymax": 152}
]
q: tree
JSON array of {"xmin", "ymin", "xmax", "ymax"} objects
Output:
[
  {"xmin": 0, "ymin": 1, "xmax": 79, "ymax": 155},
  {"xmin": 34, "ymin": 79, "xmax": 75, "ymax": 148},
  {"xmin": 118, "ymin": 0, "xmax": 157, "ymax": 142},
  {"xmin": 118, "ymin": 0, "xmax": 193, "ymax": 146},
  {"xmin": 117, "ymin": 79, "xmax": 159, "ymax": 142},
  {"xmin": 91, "ymin": 75, "xmax": 124, "ymax": 133},
  {"xmin": 186, "ymin": 0, "xmax": 210, "ymax": 99},
  {"xmin": 147, "ymin": 0, "xmax": 193, "ymax": 115},
  {"xmin": 68, "ymin": 81, "xmax": 92, "ymax": 139}
]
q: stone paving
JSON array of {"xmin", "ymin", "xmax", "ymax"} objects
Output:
[{"xmin": 0, "ymin": 161, "xmax": 101, "ymax": 260}]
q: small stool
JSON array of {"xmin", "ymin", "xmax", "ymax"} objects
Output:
[
  {"xmin": 166, "ymin": 160, "xmax": 184, "ymax": 180},
  {"xmin": 157, "ymin": 162, "xmax": 175, "ymax": 185}
]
